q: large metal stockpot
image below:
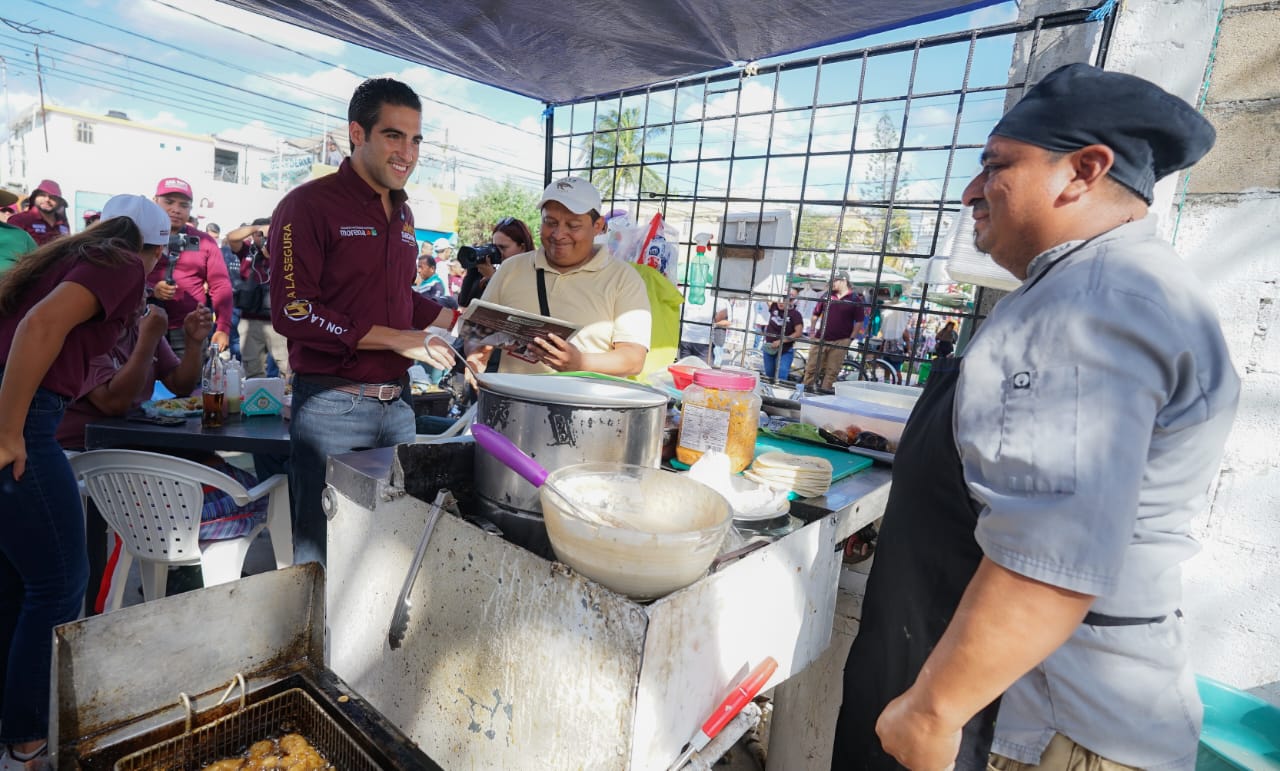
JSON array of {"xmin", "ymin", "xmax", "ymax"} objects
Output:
[{"xmin": 474, "ymin": 374, "xmax": 667, "ymax": 551}]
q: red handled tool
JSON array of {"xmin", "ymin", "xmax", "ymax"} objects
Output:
[{"xmin": 665, "ymin": 656, "xmax": 779, "ymax": 771}]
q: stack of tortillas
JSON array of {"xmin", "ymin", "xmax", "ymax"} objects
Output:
[{"xmin": 744, "ymin": 452, "xmax": 834, "ymax": 498}]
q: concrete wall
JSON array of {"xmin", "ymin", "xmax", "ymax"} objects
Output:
[{"xmin": 1159, "ymin": 0, "xmax": 1280, "ymax": 705}]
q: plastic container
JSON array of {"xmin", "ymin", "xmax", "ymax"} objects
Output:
[
  {"xmin": 833, "ymin": 381, "xmax": 921, "ymax": 412},
  {"xmin": 668, "ymin": 364, "xmax": 699, "ymax": 390},
  {"xmin": 1196, "ymin": 674, "xmax": 1280, "ymax": 770},
  {"xmin": 224, "ymin": 358, "xmax": 244, "ymax": 414},
  {"xmin": 799, "ymin": 393, "xmax": 909, "ymax": 445},
  {"xmin": 677, "ymin": 369, "xmax": 762, "ymax": 473}
]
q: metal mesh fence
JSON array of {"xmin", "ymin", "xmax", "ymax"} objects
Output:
[{"xmin": 546, "ymin": 8, "xmax": 1106, "ymax": 393}]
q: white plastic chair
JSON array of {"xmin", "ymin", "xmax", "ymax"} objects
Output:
[{"xmin": 69, "ymin": 449, "xmax": 293, "ymax": 611}]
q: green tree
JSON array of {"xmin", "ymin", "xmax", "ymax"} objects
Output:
[
  {"xmin": 455, "ymin": 179, "xmax": 542, "ymax": 248},
  {"xmin": 857, "ymin": 114, "xmax": 916, "ymax": 255},
  {"xmin": 580, "ymin": 108, "xmax": 668, "ymax": 201},
  {"xmin": 795, "ymin": 207, "xmax": 839, "ymax": 269}
]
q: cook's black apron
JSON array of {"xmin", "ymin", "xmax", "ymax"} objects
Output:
[{"xmin": 830, "ymin": 356, "xmax": 999, "ymax": 770}]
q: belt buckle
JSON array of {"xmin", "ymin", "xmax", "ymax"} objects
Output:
[{"xmin": 375, "ymin": 384, "xmax": 399, "ymax": 401}]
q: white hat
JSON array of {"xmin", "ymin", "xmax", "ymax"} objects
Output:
[
  {"xmin": 539, "ymin": 176, "xmax": 602, "ymax": 215},
  {"xmin": 102, "ymin": 194, "xmax": 170, "ymax": 246},
  {"xmin": 433, "ymin": 237, "xmax": 452, "ymax": 252}
]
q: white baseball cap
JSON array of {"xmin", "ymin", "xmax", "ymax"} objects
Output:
[
  {"xmin": 433, "ymin": 237, "xmax": 452, "ymax": 252},
  {"xmin": 102, "ymin": 194, "xmax": 171, "ymax": 246},
  {"xmin": 539, "ymin": 176, "xmax": 603, "ymax": 215}
]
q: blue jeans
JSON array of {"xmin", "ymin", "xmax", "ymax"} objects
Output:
[
  {"xmin": 288, "ymin": 378, "xmax": 415, "ymax": 566},
  {"xmin": 0, "ymin": 385, "xmax": 88, "ymax": 744},
  {"xmin": 762, "ymin": 347, "xmax": 795, "ymax": 381}
]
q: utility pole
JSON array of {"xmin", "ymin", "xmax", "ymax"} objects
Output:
[
  {"xmin": 0, "ymin": 56, "xmax": 10, "ymax": 178},
  {"xmin": 34, "ymin": 45, "xmax": 48, "ymax": 152}
]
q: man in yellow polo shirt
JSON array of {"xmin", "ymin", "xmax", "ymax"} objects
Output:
[{"xmin": 468, "ymin": 177, "xmax": 651, "ymax": 377}]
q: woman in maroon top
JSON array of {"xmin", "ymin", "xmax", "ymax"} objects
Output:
[{"xmin": 0, "ymin": 195, "xmax": 168, "ymax": 769}]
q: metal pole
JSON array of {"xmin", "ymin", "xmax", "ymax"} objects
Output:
[
  {"xmin": 34, "ymin": 45, "xmax": 48, "ymax": 153},
  {"xmin": 0, "ymin": 56, "xmax": 10, "ymax": 178}
]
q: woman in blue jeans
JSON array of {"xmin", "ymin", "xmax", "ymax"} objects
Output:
[
  {"xmin": 0, "ymin": 195, "xmax": 168, "ymax": 769},
  {"xmin": 761, "ymin": 289, "xmax": 804, "ymax": 383}
]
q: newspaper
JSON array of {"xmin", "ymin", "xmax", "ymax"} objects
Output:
[{"xmin": 459, "ymin": 300, "xmax": 581, "ymax": 364}]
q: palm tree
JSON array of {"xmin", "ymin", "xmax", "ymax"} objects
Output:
[{"xmin": 579, "ymin": 108, "xmax": 668, "ymax": 201}]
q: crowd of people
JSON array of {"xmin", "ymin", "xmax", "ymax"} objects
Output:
[{"xmin": 0, "ymin": 63, "xmax": 1245, "ymax": 771}]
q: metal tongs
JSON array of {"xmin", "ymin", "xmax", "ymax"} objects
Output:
[{"xmin": 387, "ymin": 488, "xmax": 455, "ymax": 650}]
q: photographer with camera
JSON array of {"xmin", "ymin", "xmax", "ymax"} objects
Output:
[
  {"xmin": 147, "ymin": 177, "xmax": 233, "ymax": 356},
  {"xmin": 456, "ymin": 216, "xmax": 534, "ymax": 308},
  {"xmin": 226, "ymin": 218, "xmax": 288, "ymax": 379}
]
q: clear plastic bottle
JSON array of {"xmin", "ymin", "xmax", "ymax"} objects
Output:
[
  {"xmin": 224, "ymin": 357, "xmax": 243, "ymax": 415},
  {"xmin": 676, "ymin": 369, "xmax": 761, "ymax": 473}
]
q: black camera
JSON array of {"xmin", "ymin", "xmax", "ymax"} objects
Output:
[
  {"xmin": 457, "ymin": 243, "xmax": 502, "ymax": 270},
  {"xmin": 167, "ymin": 233, "xmax": 200, "ymax": 256}
]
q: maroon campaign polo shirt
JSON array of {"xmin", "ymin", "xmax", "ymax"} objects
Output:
[
  {"xmin": 812, "ymin": 289, "xmax": 865, "ymax": 341},
  {"xmin": 144, "ymin": 225, "xmax": 234, "ymax": 334},
  {"xmin": 8, "ymin": 208, "xmax": 70, "ymax": 246},
  {"xmin": 0, "ymin": 251, "xmax": 145, "ymax": 398},
  {"xmin": 57, "ymin": 321, "xmax": 182, "ymax": 450},
  {"xmin": 267, "ymin": 159, "xmax": 444, "ymax": 384}
]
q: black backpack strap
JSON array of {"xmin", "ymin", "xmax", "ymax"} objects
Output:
[{"xmin": 536, "ymin": 268, "xmax": 551, "ymax": 317}]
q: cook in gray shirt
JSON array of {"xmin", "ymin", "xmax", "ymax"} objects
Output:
[{"xmin": 874, "ymin": 64, "xmax": 1238, "ymax": 771}]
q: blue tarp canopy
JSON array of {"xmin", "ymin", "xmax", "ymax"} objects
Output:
[{"xmin": 218, "ymin": 0, "xmax": 1004, "ymax": 104}]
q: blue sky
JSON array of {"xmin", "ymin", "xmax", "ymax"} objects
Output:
[{"xmin": 0, "ymin": 0, "xmax": 1020, "ymax": 194}]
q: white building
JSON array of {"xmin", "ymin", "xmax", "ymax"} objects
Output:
[
  {"xmin": 3, "ymin": 104, "xmax": 305, "ymax": 231},
  {"xmin": 3, "ymin": 103, "xmax": 461, "ymax": 240}
]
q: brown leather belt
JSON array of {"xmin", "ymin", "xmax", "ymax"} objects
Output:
[{"xmin": 328, "ymin": 382, "xmax": 403, "ymax": 401}]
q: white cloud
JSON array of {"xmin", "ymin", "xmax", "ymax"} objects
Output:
[
  {"xmin": 137, "ymin": 109, "xmax": 190, "ymax": 131},
  {"xmin": 126, "ymin": 0, "xmax": 347, "ymax": 57},
  {"xmin": 217, "ymin": 119, "xmax": 278, "ymax": 148},
  {"xmin": 966, "ymin": 2, "xmax": 1021, "ymax": 28}
]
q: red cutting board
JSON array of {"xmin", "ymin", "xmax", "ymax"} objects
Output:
[{"xmin": 754, "ymin": 431, "xmax": 873, "ymax": 481}]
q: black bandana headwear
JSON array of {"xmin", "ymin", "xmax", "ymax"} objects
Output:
[{"xmin": 991, "ymin": 63, "xmax": 1215, "ymax": 203}]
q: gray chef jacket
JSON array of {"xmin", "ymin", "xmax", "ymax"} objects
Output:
[{"xmin": 954, "ymin": 216, "xmax": 1240, "ymax": 770}]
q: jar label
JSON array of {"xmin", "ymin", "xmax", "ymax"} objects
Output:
[{"xmin": 679, "ymin": 404, "xmax": 730, "ymax": 453}]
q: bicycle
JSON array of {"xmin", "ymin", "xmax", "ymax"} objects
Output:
[{"xmin": 838, "ymin": 339, "xmax": 901, "ymax": 385}]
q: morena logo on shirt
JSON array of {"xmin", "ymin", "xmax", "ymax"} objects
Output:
[
  {"xmin": 338, "ymin": 226, "xmax": 377, "ymax": 237},
  {"xmin": 283, "ymin": 299, "xmax": 313, "ymax": 320}
]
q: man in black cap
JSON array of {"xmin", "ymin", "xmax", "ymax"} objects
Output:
[{"xmin": 832, "ymin": 64, "xmax": 1238, "ymax": 771}]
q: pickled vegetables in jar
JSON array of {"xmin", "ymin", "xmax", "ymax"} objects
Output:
[{"xmin": 676, "ymin": 369, "xmax": 761, "ymax": 472}]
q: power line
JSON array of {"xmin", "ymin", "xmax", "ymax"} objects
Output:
[
  {"xmin": 0, "ymin": 38, "xmax": 323, "ymax": 139},
  {"xmin": 0, "ymin": 27, "xmax": 547, "ymax": 176},
  {"xmin": 138, "ymin": 0, "xmax": 543, "ymax": 139}
]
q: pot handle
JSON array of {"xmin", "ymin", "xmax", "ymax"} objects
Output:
[{"xmin": 472, "ymin": 424, "xmax": 549, "ymax": 488}]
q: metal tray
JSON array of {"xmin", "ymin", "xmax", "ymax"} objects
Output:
[{"xmin": 115, "ymin": 688, "xmax": 378, "ymax": 771}]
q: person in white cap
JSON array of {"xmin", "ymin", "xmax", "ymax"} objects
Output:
[
  {"xmin": 0, "ymin": 193, "xmax": 169, "ymax": 770},
  {"xmin": 432, "ymin": 237, "xmax": 454, "ymax": 264},
  {"xmin": 467, "ymin": 176, "xmax": 651, "ymax": 376}
]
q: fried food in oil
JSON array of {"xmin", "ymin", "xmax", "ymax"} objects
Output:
[{"xmin": 202, "ymin": 732, "xmax": 330, "ymax": 771}]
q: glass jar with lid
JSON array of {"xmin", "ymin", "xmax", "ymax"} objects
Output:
[{"xmin": 676, "ymin": 369, "xmax": 761, "ymax": 473}]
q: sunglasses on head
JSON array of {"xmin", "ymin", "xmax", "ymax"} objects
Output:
[{"xmin": 495, "ymin": 216, "xmax": 516, "ymax": 229}]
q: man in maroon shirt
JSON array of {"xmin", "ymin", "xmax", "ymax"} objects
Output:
[
  {"xmin": 8, "ymin": 179, "xmax": 70, "ymax": 245},
  {"xmin": 803, "ymin": 272, "xmax": 865, "ymax": 392},
  {"xmin": 269, "ymin": 77, "xmax": 455, "ymax": 566},
  {"xmin": 147, "ymin": 177, "xmax": 233, "ymax": 355}
]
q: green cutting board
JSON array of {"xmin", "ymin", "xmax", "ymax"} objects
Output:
[{"xmin": 754, "ymin": 431, "xmax": 873, "ymax": 481}]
